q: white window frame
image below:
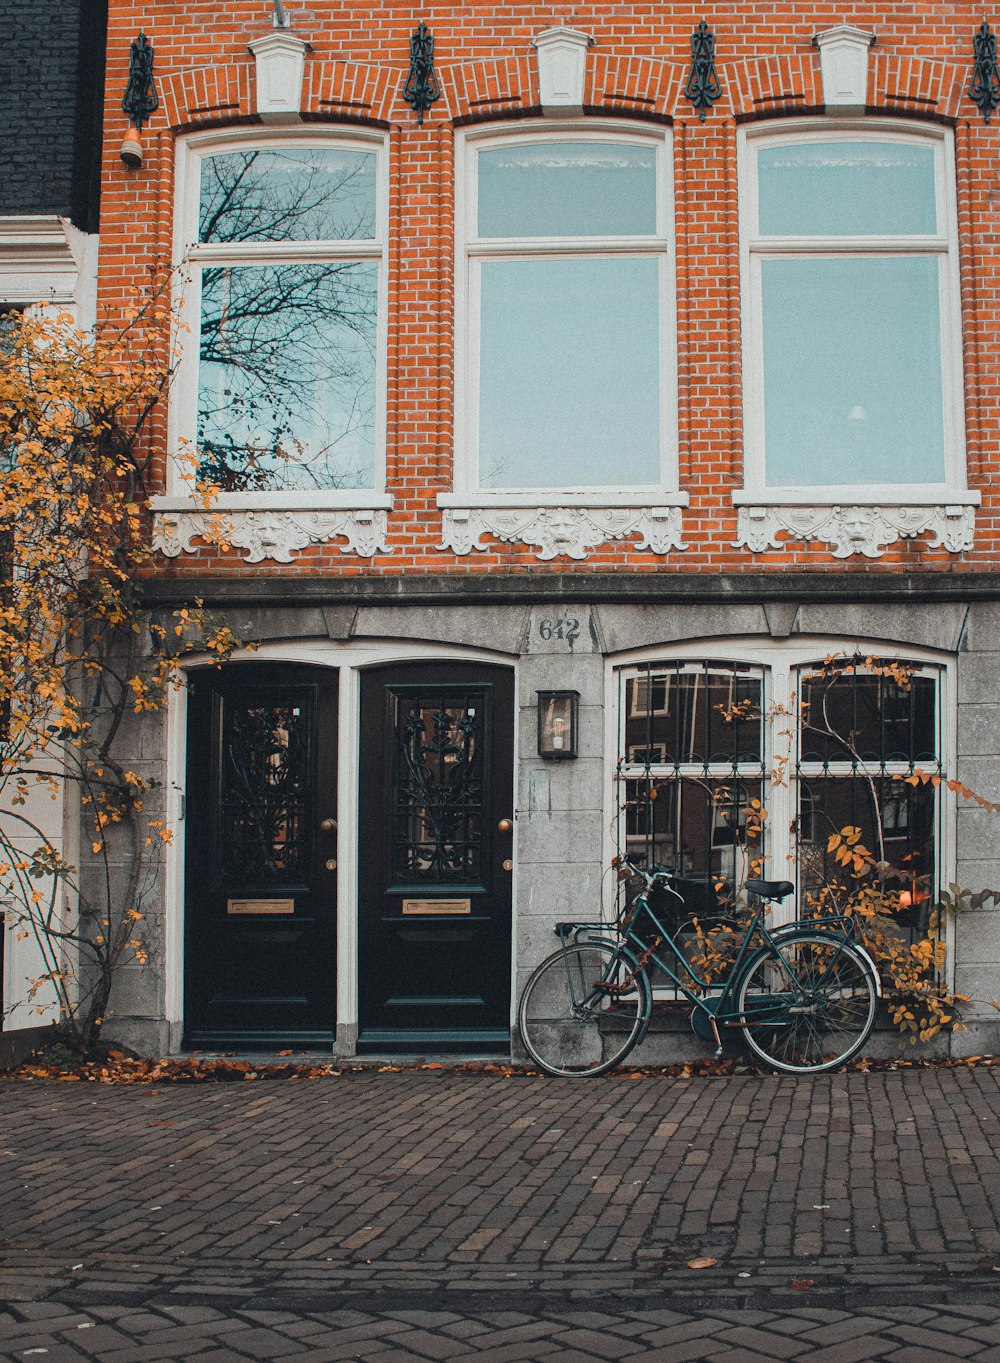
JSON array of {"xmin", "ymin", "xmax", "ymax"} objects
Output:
[
  {"xmin": 154, "ymin": 128, "xmax": 391, "ymax": 560},
  {"xmin": 734, "ymin": 121, "xmax": 978, "ymax": 557},
  {"xmin": 608, "ymin": 638, "xmax": 956, "ymax": 946},
  {"xmin": 441, "ymin": 121, "xmax": 687, "ymax": 560}
]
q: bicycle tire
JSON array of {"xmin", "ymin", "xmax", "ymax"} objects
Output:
[
  {"xmin": 518, "ymin": 938, "xmax": 652, "ymax": 1077},
  {"xmin": 734, "ymin": 931, "xmax": 878, "ymax": 1074}
]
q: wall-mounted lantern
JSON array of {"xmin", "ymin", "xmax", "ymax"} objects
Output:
[
  {"xmin": 120, "ymin": 32, "xmax": 158, "ymax": 167},
  {"xmin": 537, "ymin": 691, "xmax": 579, "ymax": 760}
]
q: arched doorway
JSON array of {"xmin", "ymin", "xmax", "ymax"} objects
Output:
[{"xmin": 183, "ymin": 663, "xmax": 339, "ymax": 1046}]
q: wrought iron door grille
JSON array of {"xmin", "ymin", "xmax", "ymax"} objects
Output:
[{"xmin": 392, "ymin": 692, "xmax": 485, "ymax": 882}]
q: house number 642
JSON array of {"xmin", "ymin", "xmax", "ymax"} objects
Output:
[{"xmin": 538, "ymin": 616, "xmax": 580, "ymax": 644}]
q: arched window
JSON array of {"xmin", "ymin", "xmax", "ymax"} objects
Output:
[
  {"xmin": 443, "ymin": 123, "xmax": 685, "ymax": 557},
  {"xmin": 170, "ymin": 130, "xmax": 388, "ymax": 500},
  {"xmin": 735, "ymin": 122, "xmax": 977, "ymax": 556}
]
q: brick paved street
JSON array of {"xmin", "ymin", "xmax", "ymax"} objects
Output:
[{"xmin": 2, "ymin": 1067, "xmax": 1000, "ymax": 1359}]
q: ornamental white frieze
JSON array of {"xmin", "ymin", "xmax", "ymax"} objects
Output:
[
  {"xmin": 439, "ymin": 506, "xmax": 687, "ymax": 560},
  {"xmin": 152, "ymin": 509, "xmax": 391, "ymax": 564},
  {"xmin": 734, "ymin": 504, "xmax": 976, "ymax": 560}
]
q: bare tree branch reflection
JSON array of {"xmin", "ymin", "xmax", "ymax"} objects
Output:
[{"xmin": 195, "ymin": 148, "xmax": 378, "ymax": 492}]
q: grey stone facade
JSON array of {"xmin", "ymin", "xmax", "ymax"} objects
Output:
[{"xmin": 104, "ymin": 578, "xmax": 1000, "ymax": 1060}]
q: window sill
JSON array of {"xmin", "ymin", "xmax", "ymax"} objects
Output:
[
  {"xmin": 151, "ymin": 494, "xmax": 393, "ymax": 563},
  {"xmin": 437, "ymin": 493, "xmax": 688, "ymax": 560},
  {"xmin": 732, "ymin": 490, "xmax": 979, "ymax": 559}
]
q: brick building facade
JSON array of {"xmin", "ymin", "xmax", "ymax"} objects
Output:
[{"xmin": 61, "ymin": 1, "xmax": 1000, "ymax": 1057}]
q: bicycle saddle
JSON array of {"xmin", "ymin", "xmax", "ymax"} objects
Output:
[{"xmin": 745, "ymin": 878, "xmax": 795, "ymax": 901}]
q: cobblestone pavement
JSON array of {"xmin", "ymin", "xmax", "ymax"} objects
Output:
[{"xmin": 2, "ymin": 1067, "xmax": 1000, "ymax": 1359}]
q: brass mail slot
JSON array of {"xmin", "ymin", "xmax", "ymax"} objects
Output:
[
  {"xmin": 227, "ymin": 898, "xmax": 295, "ymax": 916},
  {"xmin": 402, "ymin": 898, "xmax": 471, "ymax": 916}
]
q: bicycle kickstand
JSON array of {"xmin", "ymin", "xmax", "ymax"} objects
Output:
[{"xmin": 709, "ymin": 1015, "xmax": 724, "ymax": 1062}]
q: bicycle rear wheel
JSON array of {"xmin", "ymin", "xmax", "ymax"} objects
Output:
[
  {"xmin": 518, "ymin": 939, "xmax": 651, "ymax": 1077},
  {"xmin": 735, "ymin": 932, "xmax": 878, "ymax": 1074}
]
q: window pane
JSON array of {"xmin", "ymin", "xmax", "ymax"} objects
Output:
[
  {"xmin": 197, "ymin": 262, "xmax": 377, "ymax": 491},
  {"xmin": 477, "ymin": 142, "xmax": 657, "ymax": 237},
  {"xmin": 199, "ymin": 148, "xmax": 376, "ymax": 243},
  {"xmin": 798, "ymin": 776, "xmax": 936, "ymax": 920},
  {"xmin": 478, "ymin": 257, "xmax": 660, "ymax": 488},
  {"xmin": 624, "ymin": 776, "xmax": 765, "ymax": 893},
  {"xmin": 624, "ymin": 666, "xmax": 763, "ymax": 766},
  {"xmin": 758, "ymin": 142, "xmax": 937, "ymax": 236},
  {"xmin": 761, "ymin": 256, "xmax": 945, "ymax": 486},
  {"xmin": 799, "ymin": 667, "xmax": 937, "ymax": 765}
]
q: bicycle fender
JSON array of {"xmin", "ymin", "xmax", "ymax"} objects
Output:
[{"xmin": 847, "ymin": 942, "xmax": 883, "ymax": 998}]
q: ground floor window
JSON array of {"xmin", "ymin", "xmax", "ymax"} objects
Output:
[{"xmin": 617, "ymin": 649, "xmax": 944, "ymax": 939}]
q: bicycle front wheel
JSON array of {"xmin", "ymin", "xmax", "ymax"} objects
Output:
[
  {"xmin": 518, "ymin": 939, "xmax": 651, "ymax": 1077},
  {"xmin": 735, "ymin": 932, "xmax": 878, "ymax": 1074}
]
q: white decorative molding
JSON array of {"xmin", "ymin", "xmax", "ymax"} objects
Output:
[
  {"xmin": 153, "ymin": 508, "xmax": 390, "ymax": 563},
  {"xmin": 734, "ymin": 503, "xmax": 975, "ymax": 559},
  {"xmin": 0, "ymin": 215, "xmax": 98, "ymax": 322},
  {"xmin": 813, "ymin": 25, "xmax": 875, "ymax": 113},
  {"xmin": 440, "ymin": 506, "xmax": 686, "ymax": 560},
  {"xmin": 533, "ymin": 26, "xmax": 594, "ymax": 116},
  {"xmin": 249, "ymin": 30, "xmax": 311, "ymax": 123}
]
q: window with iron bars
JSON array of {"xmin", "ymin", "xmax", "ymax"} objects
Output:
[{"xmin": 617, "ymin": 654, "xmax": 944, "ymax": 944}]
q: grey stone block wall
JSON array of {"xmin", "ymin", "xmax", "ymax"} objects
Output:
[
  {"xmin": 953, "ymin": 602, "xmax": 1000, "ymax": 1049},
  {"xmin": 83, "ymin": 592, "xmax": 1000, "ymax": 1059}
]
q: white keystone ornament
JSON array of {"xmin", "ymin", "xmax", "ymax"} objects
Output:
[
  {"xmin": 813, "ymin": 25, "xmax": 875, "ymax": 114},
  {"xmin": 249, "ymin": 30, "xmax": 310, "ymax": 123},
  {"xmin": 533, "ymin": 27, "xmax": 593, "ymax": 116}
]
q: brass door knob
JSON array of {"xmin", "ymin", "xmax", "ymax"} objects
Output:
[
  {"xmin": 498, "ymin": 818, "xmax": 513, "ymax": 833},
  {"xmin": 325, "ymin": 859, "xmax": 337, "ymax": 871},
  {"xmin": 321, "ymin": 817, "xmax": 337, "ymax": 832},
  {"xmin": 502, "ymin": 859, "xmax": 513, "ymax": 872}
]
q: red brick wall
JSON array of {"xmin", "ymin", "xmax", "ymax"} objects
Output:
[{"xmin": 99, "ymin": 3, "xmax": 1000, "ymax": 578}]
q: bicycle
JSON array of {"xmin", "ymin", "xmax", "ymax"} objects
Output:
[{"xmin": 517, "ymin": 856, "xmax": 882, "ymax": 1077}]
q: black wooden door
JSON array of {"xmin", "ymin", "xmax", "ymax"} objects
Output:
[
  {"xmin": 357, "ymin": 662, "xmax": 515, "ymax": 1051},
  {"xmin": 184, "ymin": 664, "xmax": 338, "ymax": 1046}
]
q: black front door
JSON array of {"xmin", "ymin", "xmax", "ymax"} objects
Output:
[
  {"xmin": 184, "ymin": 664, "xmax": 338, "ymax": 1046},
  {"xmin": 358, "ymin": 662, "xmax": 515, "ymax": 1051}
]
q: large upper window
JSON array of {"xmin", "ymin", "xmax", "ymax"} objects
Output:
[
  {"xmin": 175, "ymin": 135, "xmax": 386, "ymax": 497},
  {"xmin": 740, "ymin": 125, "xmax": 965, "ymax": 495},
  {"xmin": 456, "ymin": 128, "xmax": 676, "ymax": 494}
]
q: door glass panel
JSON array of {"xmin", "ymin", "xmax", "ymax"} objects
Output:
[
  {"xmin": 393, "ymin": 695, "xmax": 485, "ymax": 883},
  {"xmin": 220, "ymin": 698, "xmax": 312, "ymax": 884}
]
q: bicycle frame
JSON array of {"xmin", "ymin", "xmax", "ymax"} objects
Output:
[{"xmin": 573, "ymin": 885, "xmax": 878, "ymax": 1049}]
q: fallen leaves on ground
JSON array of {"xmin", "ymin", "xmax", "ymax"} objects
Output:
[
  {"xmin": 686, "ymin": 1256, "xmax": 718, "ymax": 1269},
  {"xmin": 5, "ymin": 1049, "xmax": 1000, "ymax": 1086}
]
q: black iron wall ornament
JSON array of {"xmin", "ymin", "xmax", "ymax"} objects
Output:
[
  {"xmin": 403, "ymin": 21, "xmax": 440, "ymax": 124},
  {"xmin": 121, "ymin": 31, "xmax": 159, "ymax": 129},
  {"xmin": 969, "ymin": 19, "xmax": 1000, "ymax": 123},
  {"xmin": 684, "ymin": 20, "xmax": 722, "ymax": 121}
]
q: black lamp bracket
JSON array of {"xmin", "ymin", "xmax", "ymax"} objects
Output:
[
  {"xmin": 684, "ymin": 20, "xmax": 723, "ymax": 122},
  {"xmin": 403, "ymin": 21, "xmax": 440, "ymax": 124},
  {"xmin": 121, "ymin": 32, "xmax": 159, "ymax": 130},
  {"xmin": 969, "ymin": 19, "xmax": 1000, "ymax": 123}
]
